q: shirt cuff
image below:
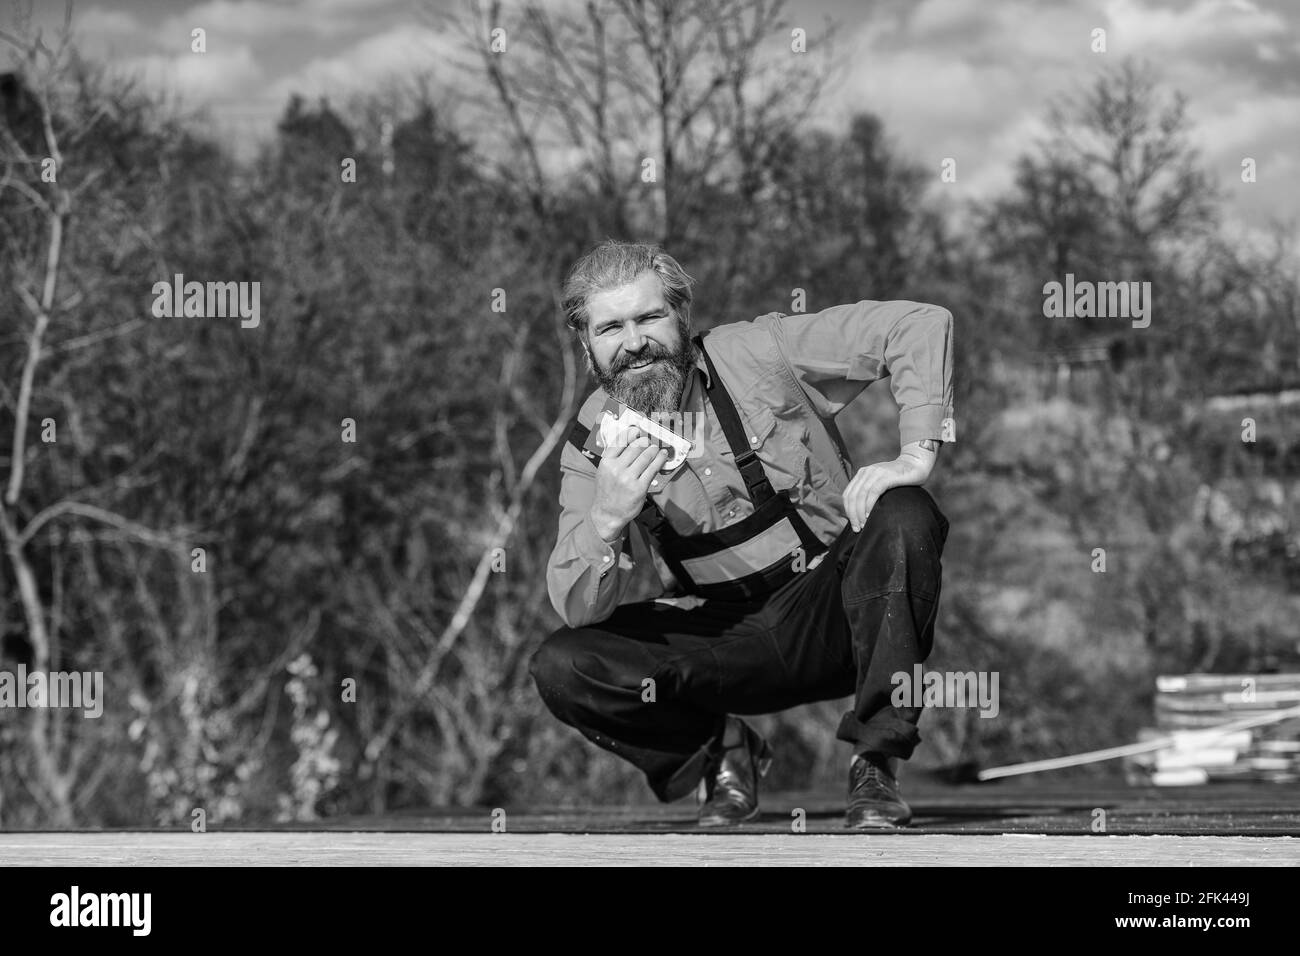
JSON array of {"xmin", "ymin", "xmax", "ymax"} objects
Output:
[
  {"xmin": 899, "ymin": 403, "xmax": 951, "ymax": 448},
  {"xmin": 576, "ymin": 512, "xmax": 618, "ymax": 578}
]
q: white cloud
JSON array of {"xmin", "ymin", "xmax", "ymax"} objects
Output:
[
  {"xmin": 822, "ymin": 1, "xmax": 1087, "ymax": 207},
  {"xmin": 1102, "ymin": 0, "xmax": 1289, "ymax": 55},
  {"xmin": 159, "ymin": 0, "xmax": 404, "ymax": 40},
  {"xmin": 264, "ymin": 25, "xmax": 455, "ymax": 102},
  {"xmin": 120, "ymin": 44, "xmax": 265, "ymax": 107},
  {"xmin": 74, "ymin": 7, "xmax": 143, "ymax": 41},
  {"xmin": 818, "ymin": 0, "xmax": 1300, "ymax": 232},
  {"xmin": 1192, "ymin": 91, "xmax": 1300, "ymax": 224}
]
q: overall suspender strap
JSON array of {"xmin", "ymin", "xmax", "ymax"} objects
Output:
[
  {"xmin": 693, "ymin": 333, "xmax": 776, "ymax": 507},
  {"xmin": 567, "ymin": 418, "xmax": 600, "ymax": 466}
]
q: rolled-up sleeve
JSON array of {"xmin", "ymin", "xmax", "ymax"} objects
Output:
[
  {"xmin": 767, "ymin": 300, "xmax": 954, "ymax": 448},
  {"xmin": 546, "ymin": 443, "xmax": 668, "ymax": 627}
]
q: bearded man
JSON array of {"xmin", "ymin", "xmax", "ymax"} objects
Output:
[{"xmin": 530, "ymin": 239, "xmax": 953, "ymax": 828}]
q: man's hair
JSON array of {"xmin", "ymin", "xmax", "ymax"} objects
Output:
[{"xmin": 560, "ymin": 239, "xmax": 694, "ymax": 334}]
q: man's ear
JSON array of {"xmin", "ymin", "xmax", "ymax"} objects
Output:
[
  {"xmin": 579, "ymin": 334, "xmax": 595, "ymax": 373},
  {"xmin": 677, "ymin": 311, "xmax": 694, "ymax": 343}
]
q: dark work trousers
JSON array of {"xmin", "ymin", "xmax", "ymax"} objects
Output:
[{"xmin": 529, "ymin": 485, "xmax": 950, "ymax": 802}]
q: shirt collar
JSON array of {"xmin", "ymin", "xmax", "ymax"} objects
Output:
[
  {"xmin": 681, "ymin": 349, "xmax": 710, "ymax": 411},
  {"xmin": 691, "ymin": 339, "xmax": 712, "ymax": 389}
]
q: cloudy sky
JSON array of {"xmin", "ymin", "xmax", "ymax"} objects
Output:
[{"xmin": 5, "ymin": 0, "xmax": 1298, "ymax": 238}]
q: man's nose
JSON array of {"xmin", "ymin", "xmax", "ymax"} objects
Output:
[{"xmin": 623, "ymin": 323, "xmax": 645, "ymax": 352}]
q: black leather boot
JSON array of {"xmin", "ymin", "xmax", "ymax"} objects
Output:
[
  {"xmin": 697, "ymin": 716, "xmax": 772, "ymax": 827},
  {"xmin": 846, "ymin": 753, "xmax": 912, "ymax": 828}
]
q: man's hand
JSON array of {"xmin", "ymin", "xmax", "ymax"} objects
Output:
[
  {"xmin": 843, "ymin": 439, "xmax": 940, "ymax": 533},
  {"xmin": 589, "ymin": 427, "xmax": 671, "ymax": 543}
]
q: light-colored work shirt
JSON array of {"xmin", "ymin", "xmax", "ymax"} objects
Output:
[{"xmin": 547, "ymin": 300, "xmax": 955, "ymax": 627}]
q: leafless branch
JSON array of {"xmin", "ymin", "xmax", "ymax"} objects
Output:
[
  {"xmin": 52, "ymin": 317, "xmax": 145, "ymax": 353},
  {"xmin": 19, "ymin": 500, "xmax": 193, "ymax": 551},
  {"xmin": 363, "ymin": 305, "xmax": 579, "ymax": 763}
]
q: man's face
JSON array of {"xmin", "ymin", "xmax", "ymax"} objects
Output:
[{"xmin": 583, "ymin": 270, "xmax": 696, "ymax": 413}]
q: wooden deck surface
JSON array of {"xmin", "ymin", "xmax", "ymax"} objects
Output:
[
  {"xmin": 1, "ymin": 831, "xmax": 1297, "ymax": 866},
  {"xmin": 3, "ymin": 781, "xmax": 1297, "ymax": 865},
  {"xmin": 302, "ymin": 780, "xmax": 1300, "ymax": 836}
]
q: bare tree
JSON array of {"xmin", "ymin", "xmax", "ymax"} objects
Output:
[
  {"xmin": 439, "ymin": 1, "xmax": 836, "ymax": 256},
  {"xmin": 0, "ymin": 4, "xmax": 197, "ymax": 825}
]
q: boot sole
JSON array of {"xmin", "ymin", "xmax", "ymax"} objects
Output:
[
  {"xmin": 698, "ymin": 805, "xmax": 761, "ymax": 827},
  {"xmin": 845, "ymin": 809, "xmax": 912, "ymax": 829}
]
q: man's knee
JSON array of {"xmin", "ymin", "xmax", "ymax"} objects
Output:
[
  {"xmin": 862, "ymin": 486, "xmax": 947, "ymax": 544},
  {"xmin": 529, "ymin": 627, "xmax": 586, "ymax": 708},
  {"xmin": 846, "ymin": 487, "xmax": 948, "ymax": 584},
  {"xmin": 842, "ymin": 486, "xmax": 947, "ymax": 604}
]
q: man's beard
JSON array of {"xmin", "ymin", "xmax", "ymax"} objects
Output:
[{"xmin": 591, "ymin": 329, "xmax": 697, "ymax": 414}]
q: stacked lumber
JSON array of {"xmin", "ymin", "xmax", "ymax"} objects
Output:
[{"xmin": 1125, "ymin": 674, "xmax": 1300, "ymax": 785}]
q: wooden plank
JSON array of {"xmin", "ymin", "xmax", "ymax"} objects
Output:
[
  {"xmin": 6, "ymin": 781, "xmax": 1297, "ymax": 837},
  {"xmin": 1, "ymin": 832, "xmax": 1298, "ymax": 867}
]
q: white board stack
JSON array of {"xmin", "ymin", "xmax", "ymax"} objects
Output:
[{"xmin": 1124, "ymin": 673, "xmax": 1300, "ymax": 785}]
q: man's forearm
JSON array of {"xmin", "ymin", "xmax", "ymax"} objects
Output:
[
  {"xmin": 588, "ymin": 504, "xmax": 627, "ymax": 545},
  {"xmin": 547, "ymin": 510, "xmax": 620, "ymax": 626},
  {"xmin": 900, "ymin": 437, "xmax": 941, "ymax": 475},
  {"xmin": 842, "ymin": 437, "xmax": 942, "ymax": 531},
  {"xmin": 548, "ymin": 471, "xmax": 669, "ymax": 626}
]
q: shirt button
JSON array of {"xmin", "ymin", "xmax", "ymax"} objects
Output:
[
  {"xmin": 750, "ymin": 436, "xmax": 759, "ymax": 445},
  {"xmin": 727, "ymin": 508, "xmax": 736, "ymax": 518},
  {"xmin": 651, "ymin": 478, "xmax": 659, "ymax": 487},
  {"xmin": 704, "ymin": 468, "xmax": 712, "ymax": 476},
  {"xmin": 602, "ymin": 555, "xmax": 611, "ymax": 563}
]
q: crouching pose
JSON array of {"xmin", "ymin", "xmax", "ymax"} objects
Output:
[{"xmin": 531, "ymin": 240, "xmax": 953, "ymax": 828}]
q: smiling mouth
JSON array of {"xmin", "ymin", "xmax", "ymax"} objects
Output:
[{"xmin": 624, "ymin": 358, "xmax": 659, "ymax": 371}]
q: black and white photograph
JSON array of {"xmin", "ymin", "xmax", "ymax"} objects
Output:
[{"xmin": 0, "ymin": 0, "xmax": 1297, "ymax": 924}]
